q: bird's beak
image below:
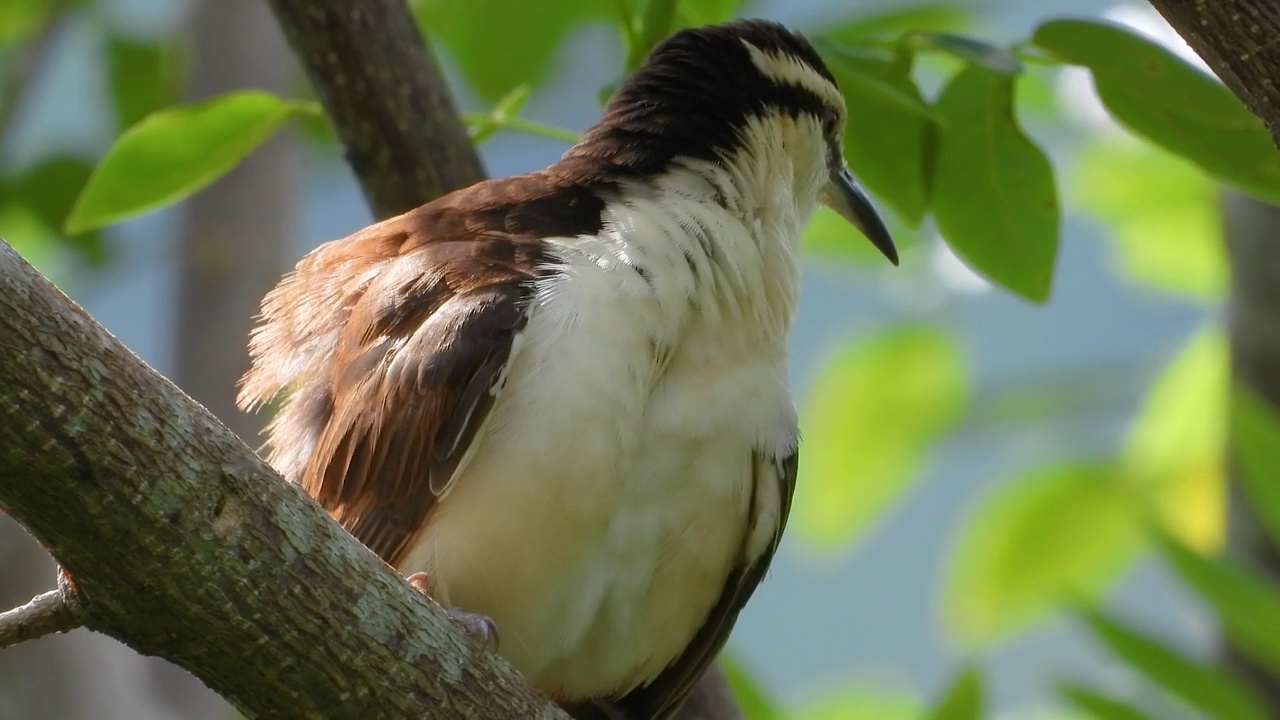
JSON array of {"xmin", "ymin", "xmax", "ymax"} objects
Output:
[{"xmin": 822, "ymin": 166, "xmax": 898, "ymax": 266}]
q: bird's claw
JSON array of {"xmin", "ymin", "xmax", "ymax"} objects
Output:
[{"xmin": 404, "ymin": 571, "xmax": 499, "ymax": 651}]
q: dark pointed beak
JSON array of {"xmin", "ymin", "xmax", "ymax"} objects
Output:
[{"xmin": 823, "ymin": 166, "xmax": 898, "ymax": 265}]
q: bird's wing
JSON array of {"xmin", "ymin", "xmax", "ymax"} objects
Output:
[
  {"xmin": 573, "ymin": 448, "xmax": 798, "ymax": 720},
  {"xmin": 238, "ymin": 204, "xmax": 548, "ymax": 565}
]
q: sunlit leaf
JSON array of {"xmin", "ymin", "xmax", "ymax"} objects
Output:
[
  {"xmin": 1230, "ymin": 388, "xmax": 1280, "ymax": 548},
  {"xmin": 1159, "ymin": 535, "xmax": 1280, "ymax": 678},
  {"xmin": 1121, "ymin": 328, "xmax": 1226, "ymax": 553},
  {"xmin": 943, "ymin": 463, "xmax": 1144, "ymax": 647},
  {"xmin": 821, "ymin": 5, "xmax": 970, "ymax": 42},
  {"xmin": 67, "ymin": 91, "xmax": 299, "ymax": 233},
  {"xmin": 1072, "ymin": 138, "xmax": 1225, "ymax": 297},
  {"xmin": 931, "ymin": 66, "xmax": 1059, "ymax": 302},
  {"xmin": 106, "ymin": 37, "xmax": 176, "ymax": 131},
  {"xmin": 1058, "ymin": 682, "xmax": 1153, "ymax": 720},
  {"xmin": 795, "ymin": 326, "xmax": 966, "ymax": 550},
  {"xmin": 926, "ymin": 666, "xmax": 983, "ymax": 720},
  {"xmin": 719, "ymin": 655, "xmax": 780, "ymax": 720},
  {"xmin": 912, "ymin": 32, "xmax": 1021, "ymax": 75},
  {"xmin": 414, "ymin": 0, "xmax": 608, "ymax": 100},
  {"xmin": 1033, "ymin": 19, "xmax": 1280, "ymax": 204},
  {"xmin": 822, "ymin": 47, "xmax": 935, "ymax": 226},
  {"xmin": 795, "ymin": 687, "xmax": 923, "ymax": 720},
  {"xmin": 675, "ymin": 0, "xmax": 741, "ymax": 26},
  {"xmin": 1081, "ymin": 609, "xmax": 1268, "ymax": 720}
]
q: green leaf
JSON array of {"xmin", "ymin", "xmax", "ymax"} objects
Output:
[
  {"xmin": 931, "ymin": 66, "xmax": 1059, "ymax": 302},
  {"xmin": 67, "ymin": 91, "xmax": 298, "ymax": 233},
  {"xmin": 1159, "ymin": 535, "xmax": 1280, "ymax": 677},
  {"xmin": 1121, "ymin": 328, "xmax": 1226, "ymax": 553},
  {"xmin": 0, "ymin": 0, "xmax": 48, "ymax": 46},
  {"xmin": 1231, "ymin": 389, "xmax": 1280, "ymax": 549},
  {"xmin": 802, "ymin": 207, "xmax": 915, "ymax": 264},
  {"xmin": 821, "ymin": 5, "xmax": 970, "ymax": 42},
  {"xmin": 626, "ymin": 0, "xmax": 678, "ymax": 70},
  {"xmin": 1072, "ymin": 138, "xmax": 1225, "ymax": 298},
  {"xmin": 0, "ymin": 201, "xmax": 60, "ymax": 273},
  {"xmin": 1058, "ymin": 683, "xmax": 1153, "ymax": 720},
  {"xmin": 795, "ymin": 326, "xmax": 966, "ymax": 550},
  {"xmin": 1080, "ymin": 608, "xmax": 1268, "ymax": 720},
  {"xmin": 719, "ymin": 654, "xmax": 780, "ymax": 720},
  {"xmin": 414, "ymin": 0, "xmax": 608, "ymax": 100},
  {"xmin": 8, "ymin": 155, "xmax": 103, "ymax": 262},
  {"xmin": 943, "ymin": 462, "xmax": 1144, "ymax": 647},
  {"xmin": 106, "ymin": 37, "xmax": 176, "ymax": 132},
  {"xmin": 822, "ymin": 47, "xmax": 935, "ymax": 226},
  {"xmin": 1033, "ymin": 19, "xmax": 1280, "ymax": 204},
  {"xmin": 674, "ymin": 0, "xmax": 741, "ymax": 27},
  {"xmin": 795, "ymin": 687, "xmax": 923, "ymax": 720},
  {"xmin": 912, "ymin": 32, "xmax": 1022, "ymax": 75},
  {"xmin": 926, "ymin": 666, "xmax": 983, "ymax": 720}
]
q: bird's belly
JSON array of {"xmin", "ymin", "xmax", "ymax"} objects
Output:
[{"xmin": 395, "ymin": 334, "xmax": 787, "ymax": 700}]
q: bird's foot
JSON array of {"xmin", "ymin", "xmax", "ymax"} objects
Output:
[{"xmin": 404, "ymin": 572, "xmax": 499, "ymax": 652}]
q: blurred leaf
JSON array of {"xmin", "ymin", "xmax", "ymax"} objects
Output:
[
  {"xmin": 795, "ymin": 326, "xmax": 966, "ymax": 550},
  {"xmin": 0, "ymin": 0, "xmax": 48, "ymax": 46},
  {"xmin": 68, "ymin": 91, "xmax": 298, "ymax": 233},
  {"xmin": 802, "ymin": 207, "xmax": 915, "ymax": 264},
  {"xmin": 1033, "ymin": 19, "xmax": 1280, "ymax": 204},
  {"xmin": 1121, "ymin": 328, "xmax": 1226, "ymax": 553},
  {"xmin": 9, "ymin": 154, "xmax": 103, "ymax": 262},
  {"xmin": 912, "ymin": 32, "xmax": 1021, "ymax": 75},
  {"xmin": 1058, "ymin": 683, "xmax": 1153, "ymax": 720},
  {"xmin": 625, "ymin": 0, "xmax": 678, "ymax": 70},
  {"xmin": 1159, "ymin": 535, "xmax": 1280, "ymax": 677},
  {"xmin": 0, "ymin": 201, "xmax": 59, "ymax": 272},
  {"xmin": 106, "ymin": 37, "xmax": 176, "ymax": 131},
  {"xmin": 674, "ymin": 0, "xmax": 741, "ymax": 26},
  {"xmin": 943, "ymin": 463, "xmax": 1144, "ymax": 647},
  {"xmin": 467, "ymin": 84, "xmax": 532, "ymax": 143},
  {"xmin": 414, "ymin": 0, "xmax": 608, "ymax": 100},
  {"xmin": 1080, "ymin": 608, "xmax": 1268, "ymax": 720},
  {"xmin": 1231, "ymin": 388, "xmax": 1280, "ymax": 549},
  {"xmin": 822, "ymin": 47, "xmax": 935, "ymax": 225},
  {"xmin": 795, "ymin": 687, "xmax": 923, "ymax": 720},
  {"xmin": 1072, "ymin": 139, "xmax": 1225, "ymax": 297},
  {"xmin": 821, "ymin": 5, "xmax": 970, "ymax": 42},
  {"xmin": 925, "ymin": 666, "xmax": 983, "ymax": 720},
  {"xmin": 931, "ymin": 66, "xmax": 1059, "ymax": 302},
  {"xmin": 719, "ymin": 655, "xmax": 780, "ymax": 720}
]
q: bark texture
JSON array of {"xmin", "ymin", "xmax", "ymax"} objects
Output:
[
  {"xmin": 1147, "ymin": 0, "xmax": 1280, "ymax": 146},
  {"xmin": 0, "ymin": 240, "xmax": 567, "ymax": 719},
  {"xmin": 264, "ymin": 0, "xmax": 486, "ymax": 218}
]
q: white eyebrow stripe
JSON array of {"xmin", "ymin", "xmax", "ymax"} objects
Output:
[{"xmin": 740, "ymin": 40, "xmax": 845, "ymax": 113}]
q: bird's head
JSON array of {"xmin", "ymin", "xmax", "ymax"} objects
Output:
[{"xmin": 563, "ymin": 18, "xmax": 897, "ymax": 265}]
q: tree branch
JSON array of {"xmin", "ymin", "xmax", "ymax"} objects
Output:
[
  {"xmin": 0, "ymin": 571, "xmax": 82, "ymax": 650},
  {"xmin": 263, "ymin": 0, "xmax": 485, "ymax": 217},
  {"xmin": 0, "ymin": 239, "xmax": 566, "ymax": 718},
  {"xmin": 1145, "ymin": 0, "xmax": 1280, "ymax": 146}
]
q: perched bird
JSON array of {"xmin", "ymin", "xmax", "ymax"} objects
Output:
[{"xmin": 238, "ymin": 18, "xmax": 895, "ymax": 720}]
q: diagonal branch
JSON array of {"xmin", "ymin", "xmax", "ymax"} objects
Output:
[{"xmin": 0, "ymin": 237, "xmax": 567, "ymax": 718}]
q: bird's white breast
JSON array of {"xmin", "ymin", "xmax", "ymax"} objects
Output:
[{"xmin": 396, "ymin": 161, "xmax": 804, "ymax": 700}]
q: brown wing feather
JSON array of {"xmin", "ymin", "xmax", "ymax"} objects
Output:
[
  {"xmin": 236, "ymin": 174, "xmax": 590, "ymax": 564},
  {"xmin": 570, "ymin": 449, "xmax": 798, "ymax": 720}
]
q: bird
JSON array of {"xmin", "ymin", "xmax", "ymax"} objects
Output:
[{"xmin": 238, "ymin": 17, "xmax": 896, "ymax": 720}]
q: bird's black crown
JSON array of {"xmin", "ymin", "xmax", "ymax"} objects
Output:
[{"xmin": 563, "ymin": 19, "xmax": 843, "ymax": 179}]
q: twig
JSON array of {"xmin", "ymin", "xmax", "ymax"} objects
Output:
[{"xmin": 0, "ymin": 571, "xmax": 83, "ymax": 649}]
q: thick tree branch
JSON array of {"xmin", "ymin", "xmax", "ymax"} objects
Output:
[
  {"xmin": 264, "ymin": 0, "xmax": 485, "ymax": 217},
  {"xmin": 1146, "ymin": 0, "xmax": 1280, "ymax": 146},
  {"xmin": 0, "ymin": 240, "xmax": 566, "ymax": 718}
]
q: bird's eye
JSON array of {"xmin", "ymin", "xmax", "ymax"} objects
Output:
[{"xmin": 821, "ymin": 109, "xmax": 840, "ymax": 137}]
